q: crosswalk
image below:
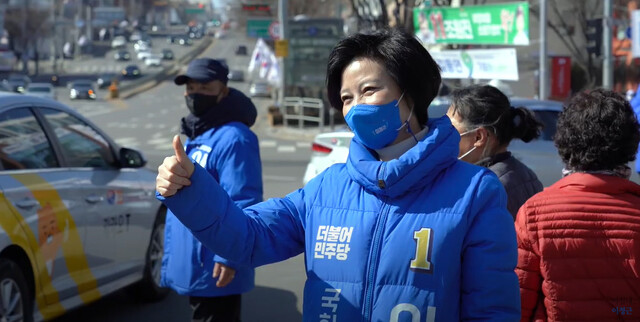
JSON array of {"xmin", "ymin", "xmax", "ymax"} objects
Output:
[{"xmin": 64, "ymin": 63, "xmax": 162, "ymax": 74}]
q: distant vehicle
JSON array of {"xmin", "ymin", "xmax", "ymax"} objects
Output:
[
  {"xmin": 166, "ymin": 35, "xmax": 177, "ymax": 44},
  {"xmin": 97, "ymin": 73, "xmax": 118, "ymax": 89},
  {"xmin": 130, "ymin": 31, "xmax": 143, "ymax": 42},
  {"xmin": 25, "ymin": 83, "xmax": 56, "ymax": 100},
  {"xmin": 137, "ymin": 49, "xmax": 153, "ymax": 61},
  {"xmin": 235, "ymin": 45, "xmax": 248, "ymax": 55},
  {"xmin": 114, "ymin": 50, "xmax": 131, "ymax": 61},
  {"xmin": 69, "ymin": 80, "xmax": 97, "ymax": 100},
  {"xmin": 177, "ymin": 37, "xmax": 193, "ymax": 46},
  {"xmin": 162, "ymin": 48, "xmax": 174, "ymax": 60},
  {"xmin": 214, "ymin": 30, "xmax": 226, "ymax": 39},
  {"xmin": 2, "ymin": 74, "xmax": 31, "ymax": 93},
  {"xmin": 111, "ymin": 35, "xmax": 127, "ymax": 48},
  {"xmin": 0, "ymin": 93, "xmax": 168, "ymax": 320},
  {"xmin": 134, "ymin": 42, "xmax": 151, "ymax": 53},
  {"xmin": 227, "ymin": 70, "xmax": 244, "ymax": 82},
  {"xmin": 248, "ymin": 81, "xmax": 271, "ymax": 97},
  {"xmin": 122, "ymin": 65, "xmax": 141, "ymax": 78},
  {"xmin": 144, "ymin": 54, "xmax": 163, "ymax": 67}
]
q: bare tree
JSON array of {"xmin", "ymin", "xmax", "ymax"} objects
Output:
[
  {"xmin": 289, "ymin": 0, "xmax": 326, "ymax": 17},
  {"xmin": 4, "ymin": 5, "xmax": 52, "ymax": 74},
  {"xmin": 350, "ymin": 0, "xmax": 388, "ymax": 31}
]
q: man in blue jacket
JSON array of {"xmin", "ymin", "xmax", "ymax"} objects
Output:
[
  {"xmin": 631, "ymin": 84, "xmax": 640, "ymax": 174},
  {"xmin": 161, "ymin": 58, "xmax": 263, "ymax": 322}
]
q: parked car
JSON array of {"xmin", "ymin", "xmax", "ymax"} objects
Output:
[
  {"xmin": 235, "ymin": 45, "xmax": 248, "ymax": 55},
  {"xmin": 162, "ymin": 48, "xmax": 174, "ymax": 60},
  {"xmin": 122, "ymin": 65, "xmax": 141, "ymax": 78},
  {"xmin": 97, "ymin": 73, "xmax": 118, "ymax": 89},
  {"xmin": 248, "ymin": 81, "xmax": 271, "ymax": 97},
  {"xmin": 114, "ymin": 50, "xmax": 131, "ymax": 61},
  {"xmin": 227, "ymin": 70, "xmax": 244, "ymax": 82},
  {"xmin": 69, "ymin": 80, "xmax": 97, "ymax": 100},
  {"xmin": 0, "ymin": 93, "xmax": 168, "ymax": 321},
  {"xmin": 134, "ymin": 42, "xmax": 151, "ymax": 53},
  {"xmin": 144, "ymin": 54, "xmax": 163, "ymax": 67},
  {"xmin": 2, "ymin": 74, "xmax": 31, "ymax": 93},
  {"xmin": 24, "ymin": 83, "xmax": 56, "ymax": 100},
  {"xmin": 111, "ymin": 35, "xmax": 127, "ymax": 48}
]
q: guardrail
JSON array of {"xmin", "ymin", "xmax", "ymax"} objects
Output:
[{"xmin": 282, "ymin": 97, "xmax": 325, "ymax": 130}]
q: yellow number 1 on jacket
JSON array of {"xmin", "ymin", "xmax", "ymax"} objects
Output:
[{"xmin": 410, "ymin": 228, "xmax": 433, "ymax": 273}]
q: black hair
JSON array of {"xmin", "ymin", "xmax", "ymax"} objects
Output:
[
  {"xmin": 326, "ymin": 28, "xmax": 441, "ymax": 126},
  {"xmin": 554, "ymin": 88, "xmax": 640, "ymax": 171},
  {"xmin": 450, "ymin": 85, "xmax": 542, "ymax": 146}
]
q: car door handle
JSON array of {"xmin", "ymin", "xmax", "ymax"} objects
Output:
[
  {"xmin": 15, "ymin": 199, "xmax": 39, "ymax": 209},
  {"xmin": 85, "ymin": 195, "xmax": 104, "ymax": 204}
]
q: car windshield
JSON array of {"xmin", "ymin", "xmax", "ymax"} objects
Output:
[
  {"xmin": 8, "ymin": 75, "xmax": 25, "ymax": 81},
  {"xmin": 73, "ymin": 83, "xmax": 92, "ymax": 89},
  {"xmin": 27, "ymin": 87, "xmax": 50, "ymax": 92}
]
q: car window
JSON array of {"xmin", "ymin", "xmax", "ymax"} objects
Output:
[
  {"xmin": 0, "ymin": 108, "xmax": 58, "ymax": 170},
  {"xmin": 39, "ymin": 108, "xmax": 115, "ymax": 168},
  {"xmin": 531, "ymin": 110, "xmax": 558, "ymax": 141},
  {"xmin": 28, "ymin": 87, "xmax": 51, "ymax": 92}
]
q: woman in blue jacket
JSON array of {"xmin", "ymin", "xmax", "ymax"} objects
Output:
[{"xmin": 156, "ymin": 29, "xmax": 520, "ymax": 321}]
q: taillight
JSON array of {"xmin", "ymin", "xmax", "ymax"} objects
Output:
[{"xmin": 312, "ymin": 142, "xmax": 332, "ymax": 154}]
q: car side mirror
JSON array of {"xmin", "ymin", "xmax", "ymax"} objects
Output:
[{"xmin": 119, "ymin": 147, "xmax": 147, "ymax": 168}]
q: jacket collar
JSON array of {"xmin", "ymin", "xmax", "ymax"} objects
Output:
[
  {"xmin": 552, "ymin": 173, "xmax": 640, "ymax": 196},
  {"xmin": 346, "ymin": 116, "xmax": 459, "ymax": 198}
]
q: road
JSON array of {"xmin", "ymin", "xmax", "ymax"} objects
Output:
[{"xmin": 51, "ymin": 30, "xmax": 309, "ymax": 322}]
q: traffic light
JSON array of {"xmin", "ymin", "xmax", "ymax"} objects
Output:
[{"xmin": 586, "ymin": 18, "xmax": 603, "ymax": 57}]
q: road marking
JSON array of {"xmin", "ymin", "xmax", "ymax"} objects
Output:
[
  {"xmin": 260, "ymin": 140, "xmax": 277, "ymax": 148},
  {"xmin": 296, "ymin": 142, "xmax": 311, "ymax": 148},
  {"xmin": 277, "ymin": 145, "xmax": 296, "ymax": 153}
]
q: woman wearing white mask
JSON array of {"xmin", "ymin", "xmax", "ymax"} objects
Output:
[
  {"xmin": 447, "ymin": 85, "xmax": 543, "ymax": 219},
  {"xmin": 156, "ymin": 29, "xmax": 520, "ymax": 321}
]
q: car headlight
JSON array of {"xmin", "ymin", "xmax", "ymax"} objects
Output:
[{"xmin": 134, "ymin": 70, "xmax": 139, "ymax": 75}]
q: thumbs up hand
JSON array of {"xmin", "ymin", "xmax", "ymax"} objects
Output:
[{"xmin": 156, "ymin": 135, "xmax": 195, "ymax": 197}]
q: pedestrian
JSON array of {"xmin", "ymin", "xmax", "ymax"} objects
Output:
[
  {"xmin": 516, "ymin": 89, "xmax": 640, "ymax": 321},
  {"xmin": 160, "ymin": 58, "xmax": 263, "ymax": 322},
  {"xmin": 447, "ymin": 85, "xmax": 544, "ymax": 219},
  {"xmin": 156, "ymin": 29, "xmax": 520, "ymax": 320},
  {"xmin": 629, "ymin": 82, "xmax": 640, "ymax": 174}
]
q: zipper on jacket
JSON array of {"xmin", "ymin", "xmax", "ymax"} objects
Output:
[
  {"xmin": 377, "ymin": 163, "xmax": 386, "ymax": 189},
  {"xmin": 362, "ymin": 200, "xmax": 391, "ymax": 321}
]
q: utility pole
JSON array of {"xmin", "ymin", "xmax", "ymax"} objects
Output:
[
  {"xmin": 539, "ymin": 0, "xmax": 547, "ymax": 100},
  {"xmin": 21, "ymin": 0, "xmax": 27, "ymax": 73},
  {"xmin": 50, "ymin": 0, "xmax": 58, "ymax": 73},
  {"xmin": 603, "ymin": 0, "xmax": 613, "ymax": 89},
  {"xmin": 278, "ymin": 0, "xmax": 288, "ymax": 106}
]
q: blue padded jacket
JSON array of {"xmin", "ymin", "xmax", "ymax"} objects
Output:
[{"xmin": 159, "ymin": 116, "xmax": 520, "ymax": 320}]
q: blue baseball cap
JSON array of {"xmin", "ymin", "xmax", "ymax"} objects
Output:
[{"xmin": 174, "ymin": 58, "xmax": 229, "ymax": 85}]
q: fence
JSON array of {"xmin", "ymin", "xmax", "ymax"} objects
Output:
[{"xmin": 282, "ymin": 97, "xmax": 324, "ymax": 130}]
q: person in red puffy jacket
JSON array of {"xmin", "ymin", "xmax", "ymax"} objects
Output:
[{"xmin": 516, "ymin": 89, "xmax": 640, "ymax": 321}]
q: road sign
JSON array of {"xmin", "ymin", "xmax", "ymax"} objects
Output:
[
  {"xmin": 247, "ymin": 18, "xmax": 273, "ymax": 38},
  {"xmin": 275, "ymin": 40, "xmax": 289, "ymax": 57},
  {"xmin": 269, "ymin": 21, "xmax": 281, "ymax": 39}
]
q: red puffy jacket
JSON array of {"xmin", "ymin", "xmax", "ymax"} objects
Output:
[{"xmin": 516, "ymin": 173, "xmax": 640, "ymax": 321}]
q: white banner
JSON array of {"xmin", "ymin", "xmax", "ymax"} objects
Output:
[
  {"xmin": 431, "ymin": 48, "xmax": 519, "ymax": 81},
  {"xmin": 632, "ymin": 10, "xmax": 640, "ymax": 58}
]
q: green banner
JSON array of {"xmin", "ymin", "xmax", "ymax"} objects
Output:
[
  {"xmin": 414, "ymin": 2, "xmax": 529, "ymax": 46},
  {"xmin": 247, "ymin": 19, "xmax": 274, "ymax": 38}
]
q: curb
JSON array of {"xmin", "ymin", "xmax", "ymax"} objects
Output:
[{"xmin": 113, "ymin": 38, "xmax": 214, "ymax": 100}]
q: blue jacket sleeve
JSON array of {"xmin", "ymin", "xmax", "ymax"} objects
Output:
[
  {"xmin": 157, "ymin": 164, "xmax": 307, "ymax": 268},
  {"xmin": 211, "ymin": 130, "xmax": 263, "ymax": 209},
  {"xmin": 632, "ymin": 88, "xmax": 640, "ymax": 173},
  {"xmin": 461, "ymin": 172, "xmax": 521, "ymax": 321},
  {"xmin": 209, "ymin": 130, "xmax": 264, "ymax": 268}
]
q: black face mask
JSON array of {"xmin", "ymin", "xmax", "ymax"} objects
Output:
[{"xmin": 185, "ymin": 93, "xmax": 219, "ymax": 116}]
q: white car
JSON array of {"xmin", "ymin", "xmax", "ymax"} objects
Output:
[
  {"xmin": 137, "ymin": 49, "xmax": 152, "ymax": 61},
  {"xmin": 144, "ymin": 54, "xmax": 163, "ymax": 67},
  {"xmin": 134, "ymin": 42, "xmax": 150, "ymax": 53},
  {"xmin": 25, "ymin": 82, "xmax": 56, "ymax": 100},
  {"xmin": 111, "ymin": 35, "xmax": 126, "ymax": 48}
]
